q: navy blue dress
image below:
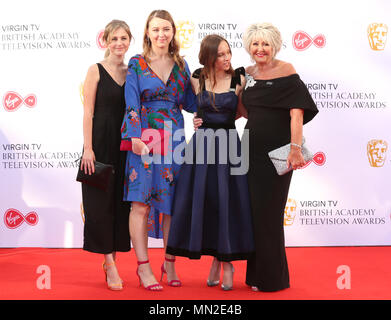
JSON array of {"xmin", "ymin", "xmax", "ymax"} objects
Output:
[{"xmin": 166, "ymin": 68, "xmax": 254, "ymax": 262}]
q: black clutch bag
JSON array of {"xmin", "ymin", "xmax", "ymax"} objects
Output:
[{"xmin": 76, "ymin": 159, "xmax": 115, "ymax": 191}]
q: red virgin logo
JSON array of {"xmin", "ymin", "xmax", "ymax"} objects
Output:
[
  {"xmin": 96, "ymin": 30, "xmax": 106, "ymax": 50},
  {"xmin": 292, "ymin": 31, "xmax": 326, "ymax": 51},
  {"xmin": 302, "ymin": 151, "xmax": 326, "ymax": 169},
  {"xmin": 3, "ymin": 91, "xmax": 37, "ymax": 112},
  {"xmin": 4, "ymin": 208, "xmax": 38, "ymax": 229}
]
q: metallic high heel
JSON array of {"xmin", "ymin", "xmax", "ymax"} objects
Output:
[
  {"xmin": 207, "ymin": 279, "xmax": 220, "ymax": 287},
  {"xmin": 221, "ymin": 262, "xmax": 234, "ymax": 291},
  {"xmin": 207, "ymin": 258, "xmax": 221, "ymax": 287},
  {"xmin": 160, "ymin": 257, "xmax": 182, "ymax": 287}
]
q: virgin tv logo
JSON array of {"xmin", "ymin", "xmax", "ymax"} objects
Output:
[
  {"xmin": 96, "ymin": 30, "xmax": 106, "ymax": 50},
  {"xmin": 4, "ymin": 208, "xmax": 38, "ymax": 229},
  {"xmin": 3, "ymin": 91, "xmax": 37, "ymax": 112},
  {"xmin": 293, "ymin": 31, "xmax": 326, "ymax": 51},
  {"xmin": 301, "ymin": 151, "xmax": 326, "ymax": 169}
]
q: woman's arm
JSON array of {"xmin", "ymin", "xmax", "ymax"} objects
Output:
[
  {"xmin": 236, "ymin": 94, "xmax": 248, "ymax": 119},
  {"xmin": 81, "ymin": 64, "xmax": 99, "ymax": 174},
  {"xmin": 236, "ymin": 74, "xmax": 248, "ymax": 119},
  {"xmin": 122, "ymin": 58, "xmax": 149, "ymax": 155},
  {"xmin": 191, "ymin": 76, "xmax": 203, "ymax": 130},
  {"xmin": 287, "ymin": 108, "xmax": 306, "ymax": 170},
  {"xmin": 182, "ymin": 62, "xmax": 198, "ymax": 113}
]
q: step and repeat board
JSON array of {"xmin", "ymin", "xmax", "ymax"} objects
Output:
[{"xmin": 1, "ymin": 0, "xmax": 390, "ymax": 248}]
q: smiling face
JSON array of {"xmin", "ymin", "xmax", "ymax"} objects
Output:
[
  {"xmin": 147, "ymin": 17, "xmax": 174, "ymax": 51},
  {"xmin": 249, "ymin": 38, "xmax": 274, "ymax": 65},
  {"xmin": 106, "ymin": 27, "xmax": 130, "ymax": 57},
  {"xmin": 214, "ymin": 40, "xmax": 232, "ymax": 72}
]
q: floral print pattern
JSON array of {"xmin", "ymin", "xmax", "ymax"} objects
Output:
[{"xmin": 121, "ymin": 54, "xmax": 197, "ymax": 239}]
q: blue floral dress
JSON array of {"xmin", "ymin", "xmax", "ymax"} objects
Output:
[{"xmin": 121, "ymin": 54, "xmax": 197, "ymax": 238}]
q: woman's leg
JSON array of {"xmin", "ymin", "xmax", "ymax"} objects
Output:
[
  {"xmin": 221, "ymin": 261, "xmax": 234, "ymax": 290},
  {"xmin": 130, "ymin": 201, "xmax": 162, "ymax": 289},
  {"xmin": 103, "ymin": 252, "xmax": 122, "ymax": 288},
  {"xmin": 207, "ymin": 257, "xmax": 221, "ymax": 286},
  {"xmin": 162, "ymin": 214, "xmax": 180, "ymax": 283}
]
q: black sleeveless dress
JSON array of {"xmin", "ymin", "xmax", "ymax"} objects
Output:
[
  {"xmin": 242, "ymin": 73, "xmax": 318, "ymax": 291},
  {"xmin": 82, "ymin": 63, "xmax": 130, "ymax": 254},
  {"xmin": 166, "ymin": 67, "xmax": 254, "ymax": 261}
]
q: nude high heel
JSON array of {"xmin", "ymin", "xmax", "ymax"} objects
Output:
[{"xmin": 102, "ymin": 261, "xmax": 123, "ymax": 291}]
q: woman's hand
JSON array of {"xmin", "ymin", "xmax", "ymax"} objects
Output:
[
  {"xmin": 286, "ymin": 146, "xmax": 306, "ymax": 170},
  {"xmin": 288, "ymin": 108, "xmax": 304, "ymax": 170},
  {"xmin": 81, "ymin": 148, "xmax": 95, "ymax": 175},
  {"xmin": 193, "ymin": 112, "xmax": 203, "ymax": 131},
  {"xmin": 131, "ymin": 138, "xmax": 150, "ymax": 155}
]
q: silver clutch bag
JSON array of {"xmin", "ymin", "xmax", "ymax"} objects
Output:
[{"xmin": 268, "ymin": 137, "xmax": 313, "ymax": 175}]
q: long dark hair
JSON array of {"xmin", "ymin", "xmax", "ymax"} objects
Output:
[{"xmin": 198, "ymin": 34, "xmax": 234, "ymax": 109}]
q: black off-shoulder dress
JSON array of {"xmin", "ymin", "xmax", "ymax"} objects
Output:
[{"xmin": 241, "ymin": 73, "xmax": 318, "ymax": 291}]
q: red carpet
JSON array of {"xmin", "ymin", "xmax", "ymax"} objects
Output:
[{"xmin": 1, "ymin": 247, "xmax": 390, "ymax": 300}]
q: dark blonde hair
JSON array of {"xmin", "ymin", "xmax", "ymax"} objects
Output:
[
  {"xmin": 143, "ymin": 10, "xmax": 185, "ymax": 70},
  {"xmin": 198, "ymin": 34, "xmax": 234, "ymax": 109},
  {"xmin": 103, "ymin": 20, "xmax": 132, "ymax": 58}
]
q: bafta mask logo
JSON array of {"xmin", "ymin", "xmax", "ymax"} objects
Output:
[
  {"xmin": 176, "ymin": 20, "xmax": 195, "ymax": 49},
  {"xmin": 367, "ymin": 23, "xmax": 388, "ymax": 51},
  {"xmin": 284, "ymin": 198, "xmax": 297, "ymax": 226},
  {"xmin": 367, "ymin": 139, "xmax": 388, "ymax": 167}
]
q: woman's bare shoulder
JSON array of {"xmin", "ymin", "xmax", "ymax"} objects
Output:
[
  {"xmin": 277, "ymin": 60, "xmax": 297, "ymax": 76},
  {"xmin": 245, "ymin": 65, "xmax": 256, "ymax": 75},
  {"xmin": 86, "ymin": 63, "xmax": 100, "ymax": 80}
]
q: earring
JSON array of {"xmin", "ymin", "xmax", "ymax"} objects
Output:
[{"xmin": 169, "ymin": 39, "xmax": 175, "ymax": 54}]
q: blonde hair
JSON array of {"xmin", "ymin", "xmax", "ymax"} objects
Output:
[
  {"xmin": 103, "ymin": 20, "xmax": 132, "ymax": 58},
  {"xmin": 243, "ymin": 23, "xmax": 282, "ymax": 58},
  {"xmin": 142, "ymin": 10, "xmax": 185, "ymax": 70}
]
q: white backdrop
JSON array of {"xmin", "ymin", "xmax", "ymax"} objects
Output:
[{"xmin": 1, "ymin": 0, "xmax": 390, "ymax": 248}]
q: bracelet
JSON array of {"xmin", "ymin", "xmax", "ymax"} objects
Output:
[{"xmin": 290, "ymin": 143, "xmax": 302, "ymax": 149}]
